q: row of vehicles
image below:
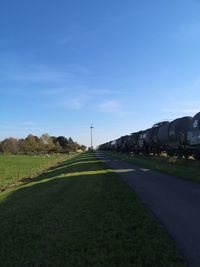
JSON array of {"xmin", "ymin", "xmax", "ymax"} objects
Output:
[{"xmin": 98, "ymin": 112, "xmax": 200, "ymax": 159}]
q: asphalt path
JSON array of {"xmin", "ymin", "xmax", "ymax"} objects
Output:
[{"xmin": 97, "ymin": 152, "xmax": 200, "ymax": 267}]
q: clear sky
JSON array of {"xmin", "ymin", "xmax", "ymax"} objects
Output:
[{"xmin": 1, "ymin": 0, "xmax": 200, "ymax": 147}]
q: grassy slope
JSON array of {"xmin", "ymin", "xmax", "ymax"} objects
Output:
[
  {"xmin": 106, "ymin": 152, "xmax": 200, "ymax": 182},
  {"xmin": 0, "ymin": 154, "xmax": 70, "ymax": 186},
  {"xmin": 0, "ymin": 153, "xmax": 185, "ymax": 266}
]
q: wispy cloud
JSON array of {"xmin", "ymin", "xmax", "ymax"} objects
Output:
[
  {"xmin": 162, "ymin": 102, "xmax": 200, "ymax": 119},
  {"xmin": 0, "ymin": 87, "xmax": 67, "ymax": 98},
  {"xmin": 91, "ymin": 89, "xmax": 111, "ymax": 95},
  {"xmin": 163, "ymin": 108, "xmax": 199, "ymax": 117},
  {"xmin": 55, "ymin": 35, "xmax": 73, "ymax": 46},
  {"xmin": 160, "ymin": 77, "xmax": 200, "ymax": 119},
  {"xmin": 193, "ymin": 79, "xmax": 200, "ymax": 89},
  {"xmin": 175, "ymin": 21, "xmax": 200, "ymax": 39},
  {"xmin": 60, "ymin": 95, "xmax": 89, "ymax": 110},
  {"xmin": 41, "ymin": 88, "xmax": 119, "ymax": 111},
  {"xmin": 99, "ymin": 100, "xmax": 125, "ymax": 116},
  {"xmin": 18, "ymin": 121, "xmax": 38, "ymax": 126},
  {"xmin": 0, "ymin": 52, "xmax": 91, "ymax": 84},
  {"xmin": 0, "ymin": 64, "xmax": 74, "ymax": 83}
]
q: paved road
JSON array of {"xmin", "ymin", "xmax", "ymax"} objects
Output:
[{"xmin": 97, "ymin": 152, "xmax": 200, "ymax": 267}]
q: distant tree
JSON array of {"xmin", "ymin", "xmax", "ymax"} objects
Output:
[
  {"xmin": 56, "ymin": 136, "xmax": 69, "ymax": 152},
  {"xmin": 0, "ymin": 141, "xmax": 2, "ymax": 153},
  {"xmin": 51, "ymin": 136, "xmax": 62, "ymax": 152},
  {"xmin": 66, "ymin": 137, "xmax": 74, "ymax": 152},
  {"xmin": 1, "ymin": 138, "xmax": 20, "ymax": 154},
  {"xmin": 40, "ymin": 133, "xmax": 55, "ymax": 153},
  {"xmin": 56, "ymin": 136, "xmax": 67, "ymax": 148},
  {"xmin": 23, "ymin": 134, "xmax": 40, "ymax": 154},
  {"xmin": 69, "ymin": 141, "xmax": 78, "ymax": 152},
  {"xmin": 79, "ymin": 145, "xmax": 87, "ymax": 152},
  {"xmin": 18, "ymin": 138, "xmax": 26, "ymax": 154},
  {"xmin": 0, "ymin": 133, "xmax": 86, "ymax": 155},
  {"xmin": 68, "ymin": 137, "xmax": 74, "ymax": 145}
]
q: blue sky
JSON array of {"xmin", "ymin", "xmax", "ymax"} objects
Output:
[{"xmin": 1, "ymin": 0, "xmax": 200, "ymax": 147}]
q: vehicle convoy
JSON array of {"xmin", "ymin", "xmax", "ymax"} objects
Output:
[{"xmin": 98, "ymin": 111, "xmax": 200, "ymax": 160}]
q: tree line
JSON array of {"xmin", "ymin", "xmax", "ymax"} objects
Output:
[{"xmin": 0, "ymin": 133, "xmax": 87, "ymax": 154}]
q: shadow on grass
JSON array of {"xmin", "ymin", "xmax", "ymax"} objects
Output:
[
  {"xmin": 20, "ymin": 153, "xmax": 112, "ymax": 184},
  {"xmin": 48, "ymin": 160, "xmax": 103, "ymax": 172},
  {"xmin": 0, "ymin": 152, "xmax": 136, "ymax": 266},
  {"xmin": 0, "ymin": 173, "xmax": 114, "ymax": 266},
  {"xmin": 0, "ymin": 152, "xmax": 185, "ymax": 267}
]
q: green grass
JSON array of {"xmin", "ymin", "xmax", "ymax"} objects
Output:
[
  {"xmin": 106, "ymin": 152, "xmax": 200, "ymax": 182},
  {"xmin": 0, "ymin": 152, "xmax": 185, "ymax": 266},
  {"xmin": 0, "ymin": 153, "xmax": 73, "ymax": 188}
]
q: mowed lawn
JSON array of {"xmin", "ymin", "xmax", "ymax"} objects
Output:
[
  {"xmin": 0, "ymin": 153, "xmax": 185, "ymax": 266},
  {"xmin": 106, "ymin": 152, "xmax": 200, "ymax": 182},
  {"xmin": 0, "ymin": 153, "xmax": 69, "ymax": 187}
]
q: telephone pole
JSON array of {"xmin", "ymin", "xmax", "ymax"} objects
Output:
[{"xmin": 90, "ymin": 124, "xmax": 94, "ymax": 148}]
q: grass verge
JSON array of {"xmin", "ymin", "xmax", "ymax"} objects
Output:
[
  {"xmin": 106, "ymin": 152, "xmax": 200, "ymax": 182},
  {"xmin": 0, "ymin": 152, "xmax": 186, "ymax": 266}
]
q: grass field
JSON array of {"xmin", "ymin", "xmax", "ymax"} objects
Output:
[
  {"xmin": 106, "ymin": 152, "xmax": 200, "ymax": 182},
  {"xmin": 0, "ymin": 153, "xmax": 72, "ymax": 188},
  {"xmin": 0, "ymin": 152, "xmax": 185, "ymax": 266}
]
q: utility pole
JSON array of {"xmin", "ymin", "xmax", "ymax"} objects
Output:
[{"xmin": 90, "ymin": 124, "xmax": 94, "ymax": 149}]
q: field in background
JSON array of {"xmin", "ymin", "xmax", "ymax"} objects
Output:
[
  {"xmin": 106, "ymin": 152, "xmax": 200, "ymax": 182},
  {"xmin": 0, "ymin": 153, "xmax": 74, "ymax": 188},
  {"xmin": 0, "ymin": 152, "xmax": 185, "ymax": 266}
]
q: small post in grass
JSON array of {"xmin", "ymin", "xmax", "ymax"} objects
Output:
[
  {"xmin": 17, "ymin": 170, "xmax": 20, "ymax": 182},
  {"xmin": 30, "ymin": 168, "xmax": 32, "ymax": 179}
]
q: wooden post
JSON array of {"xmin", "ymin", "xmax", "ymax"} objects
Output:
[
  {"xmin": 17, "ymin": 171, "xmax": 20, "ymax": 182},
  {"xmin": 30, "ymin": 168, "xmax": 32, "ymax": 178}
]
